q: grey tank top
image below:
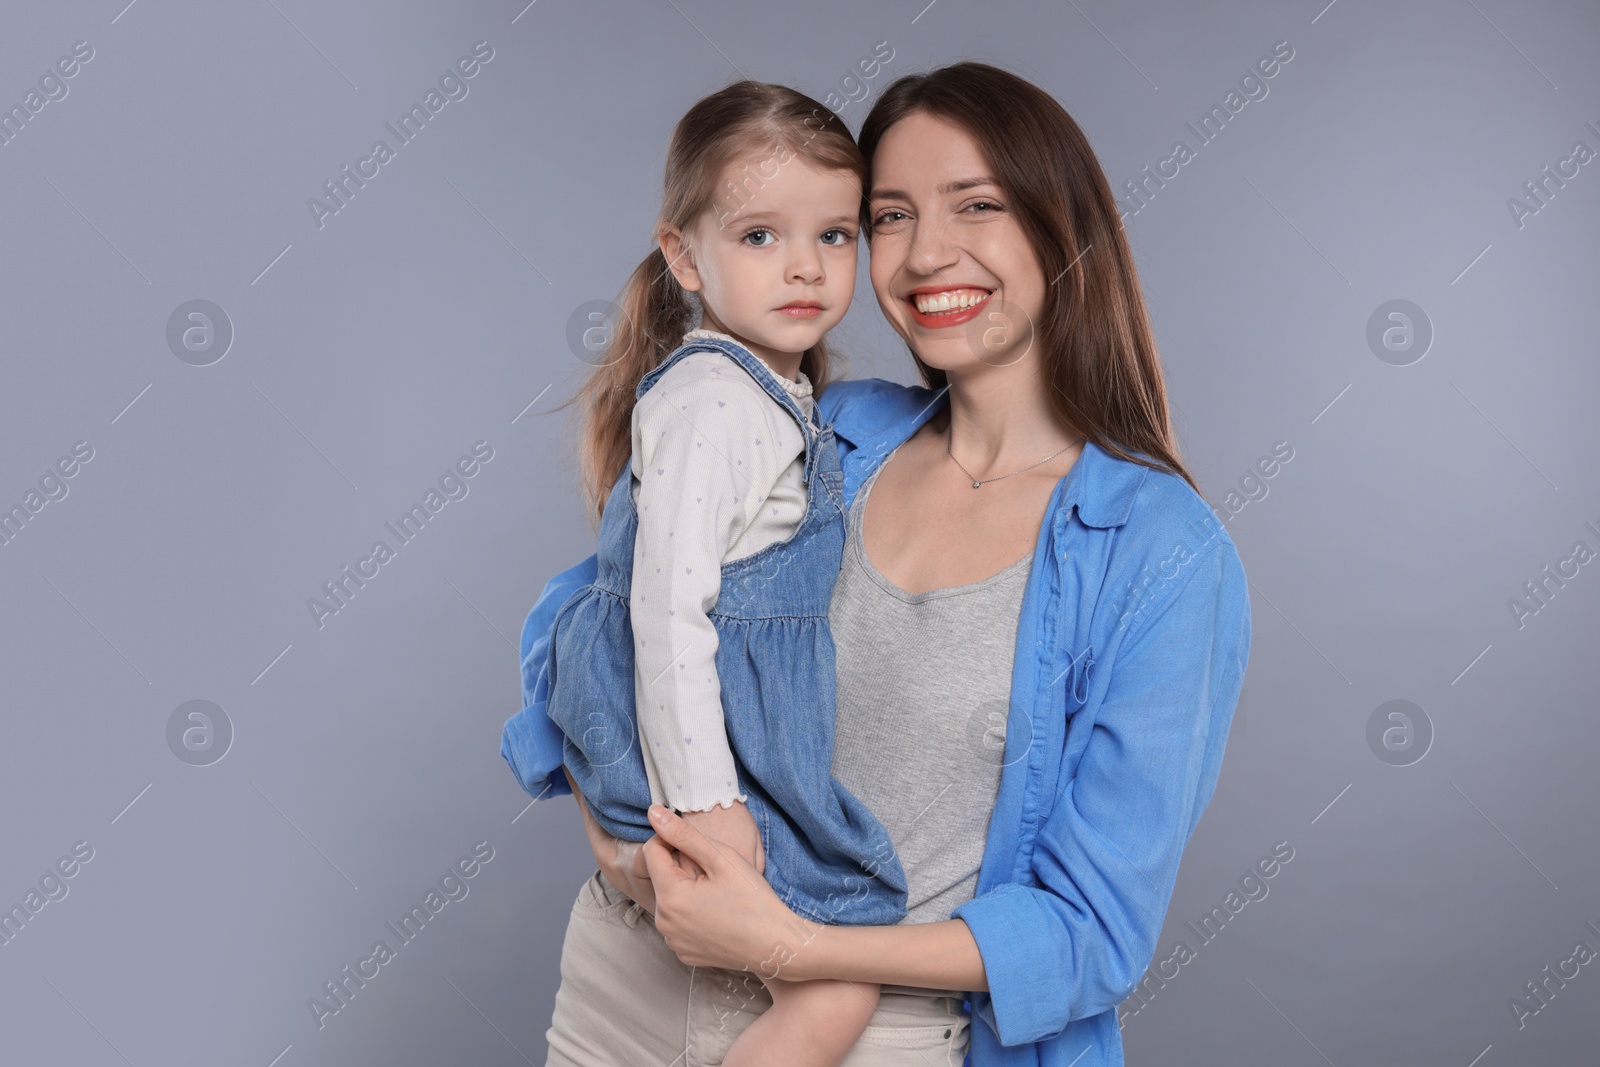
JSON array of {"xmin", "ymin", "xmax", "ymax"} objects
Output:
[{"xmin": 829, "ymin": 453, "xmax": 1031, "ymax": 993}]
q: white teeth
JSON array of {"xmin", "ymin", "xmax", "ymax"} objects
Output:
[{"xmin": 913, "ymin": 289, "xmax": 989, "ymax": 314}]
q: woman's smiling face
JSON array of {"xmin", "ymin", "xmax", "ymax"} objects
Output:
[{"xmin": 867, "ymin": 110, "xmax": 1047, "ymax": 373}]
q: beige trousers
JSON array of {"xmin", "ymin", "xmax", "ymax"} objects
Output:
[{"xmin": 544, "ymin": 869, "xmax": 971, "ymax": 1066}]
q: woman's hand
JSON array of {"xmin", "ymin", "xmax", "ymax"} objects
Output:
[
  {"xmin": 564, "ymin": 767, "xmax": 657, "ymax": 916},
  {"xmin": 644, "ymin": 803, "xmax": 989, "ymax": 991},
  {"xmin": 643, "ymin": 804, "xmax": 814, "ymax": 976}
]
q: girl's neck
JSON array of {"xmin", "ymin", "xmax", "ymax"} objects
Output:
[{"xmin": 694, "ymin": 319, "xmax": 804, "ymax": 383}]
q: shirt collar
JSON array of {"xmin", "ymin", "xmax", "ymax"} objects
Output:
[
  {"xmin": 1059, "ymin": 439, "xmax": 1148, "ymax": 528},
  {"xmin": 830, "ymin": 381, "xmax": 1149, "ymax": 529},
  {"xmin": 682, "ymin": 328, "xmax": 814, "ymax": 399}
]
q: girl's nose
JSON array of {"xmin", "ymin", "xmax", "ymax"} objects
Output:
[{"xmin": 787, "ymin": 248, "xmax": 825, "ymax": 284}]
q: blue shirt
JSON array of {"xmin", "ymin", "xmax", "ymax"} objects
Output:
[{"xmin": 501, "ymin": 377, "xmax": 1251, "ymax": 1066}]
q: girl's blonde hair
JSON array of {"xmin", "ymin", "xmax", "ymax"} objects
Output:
[{"xmin": 566, "ymin": 81, "xmax": 866, "ymax": 524}]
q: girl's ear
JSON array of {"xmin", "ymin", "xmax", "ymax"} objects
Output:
[{"xmin": 658, "ymin": 226, "xmax": 703, "ymax": 292}]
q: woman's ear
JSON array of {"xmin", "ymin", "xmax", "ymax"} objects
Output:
[{"xmin": 658, "ymin": 226, "xmax": 703, "ymax": 293}]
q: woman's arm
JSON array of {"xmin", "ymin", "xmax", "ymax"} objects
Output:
[
  {"xmin": 946, "ymin": 535, "xmax": 1251, "ymax": 1044},
  {"xmin": 641, "ymin": 805, "xmax": 986, "ymax": 990},
  {"xmin": 564, "ymin": 765, "xmax": 658, "ymax": 916}
]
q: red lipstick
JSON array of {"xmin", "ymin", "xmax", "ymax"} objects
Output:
[{"xmin": 905, "ymin": 286, "xmax": 992, "ymax": 329}]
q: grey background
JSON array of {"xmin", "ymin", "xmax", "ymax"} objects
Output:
[{"xmin": 1, "ymin": 1, "xmax": 1596, "ymax": 1064}]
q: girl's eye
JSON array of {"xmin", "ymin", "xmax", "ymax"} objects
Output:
[
  {"xmin": 742, "ymin": 228, "xmax": 775, "ymax": 247},
  {"xmin": 871, "ymin": 210, "xmax": 908, "ymax": 229},
  {"xmin": 820, "ymin": 228, "xmax": 856, "ymax": 246}
]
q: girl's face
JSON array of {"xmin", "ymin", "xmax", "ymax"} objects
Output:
[
  {"xmin": 661, "ymin": 150, "xmax": 861, "ymax": 370},
  {"xmin": 867, "ymin": 110, "xmax": 1046, "ymax": 375}
]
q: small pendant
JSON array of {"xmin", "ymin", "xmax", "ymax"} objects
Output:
[{"xmin": 972, "ymin": 480, "xmax": 982, "ymax": 489}]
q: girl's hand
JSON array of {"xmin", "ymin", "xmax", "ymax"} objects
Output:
[
  {"xmin": 643, "ymin": 805, "xmax": 815, "ymax": 976},
  {"xmin": 680, "ymin": 799, "xmax": 765, "ymax": 877}
]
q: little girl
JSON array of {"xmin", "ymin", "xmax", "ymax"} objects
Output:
[{"xmin": 543, "ymin": 82, "xmax": 908, "ymax": 1066}]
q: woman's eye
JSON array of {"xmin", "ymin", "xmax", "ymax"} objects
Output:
[
  {"xmin": 820, "ymin": 229, "xmax": 855, "ymax": 246},
  {"xmin": 965, "ymin": 200, "xmax": 1002, "ymax": 215},
  {"xmin": 742, "ymin": 228, "xmax": 775, "ymax": 247},
  {"xmin": 871, "ymin": 210, "xmax": 908, "ymax": 228}
]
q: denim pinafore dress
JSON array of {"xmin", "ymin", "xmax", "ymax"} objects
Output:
[{"xmin": 545, "ymin": 336, "xmax": 909, "ymax": 927}]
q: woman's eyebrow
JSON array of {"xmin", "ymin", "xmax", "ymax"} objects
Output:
[
  {"xmin": 869, "ymin": 176, "xmax": 999, "ymax": 201},
  {"xmin": 939, "ymin": 176, "xmax": 999, "ymax": 194}
]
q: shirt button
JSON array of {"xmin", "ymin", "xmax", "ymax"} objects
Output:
[{"xmin": 943, "ymin": 1028, "xmax": 952, "ymax": 1039}]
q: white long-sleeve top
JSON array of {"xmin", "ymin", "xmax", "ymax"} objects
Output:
[{"xmin": 629, "ymin": 330, "xmax": 816, "ymax": 813}]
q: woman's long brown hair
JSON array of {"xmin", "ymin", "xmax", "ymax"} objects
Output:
[
  {"xmin": 565, "ymin": 81, "xmax": 866, "ymax": 524},
  {"xmin": 858, "ymin": 62, "xmax": 1199, "ymax": 494}
]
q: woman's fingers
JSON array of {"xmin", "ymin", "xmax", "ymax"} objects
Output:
[
  {"xmin": 637, "ymin": 804, "xmax": 802, "ymax": 972},
  {"xmin": 647, "ymin": 805, "xmax": 723, "ymax": 873},
  {"xmin": 641, "ymin": 829, "xmax": 689, "ymax": 888}
]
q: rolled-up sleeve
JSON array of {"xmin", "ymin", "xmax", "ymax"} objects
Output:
[
  {"xmin": 951, "ymin": 538, "xmax": 1251, "ymax": 1046},
  {"xmin": 500, "ymin": 553, "xmax": 598, "ymax": 802}
]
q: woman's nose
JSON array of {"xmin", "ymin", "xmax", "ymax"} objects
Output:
[{"xmin": 907, "ymin": 218, "xmax": 959, "ymax": 276}]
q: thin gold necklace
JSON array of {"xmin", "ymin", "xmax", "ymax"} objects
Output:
[{"xmin": 947, "ymin": 426, "xmax": 1078, "ymax": 489}]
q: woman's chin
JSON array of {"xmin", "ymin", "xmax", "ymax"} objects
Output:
[{"xmin": 908, "ymin": 338, "xmax": 1007, "ymax": 377}]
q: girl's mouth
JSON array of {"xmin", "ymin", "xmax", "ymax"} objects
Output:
[
  {"xmin": 777, "ymin": 304, "xmax": 823, "ymax": 319},
  {"xmin": 907, "ymin": 287, "xmax": 992, "ymax": 328}
]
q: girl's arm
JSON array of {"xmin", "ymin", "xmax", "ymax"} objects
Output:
[{"xmin": 629, "ymin": 357, "xmax": 791, "ymax": 858}]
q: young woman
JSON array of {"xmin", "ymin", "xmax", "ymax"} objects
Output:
[{"xmin": 503, "ymin": 62, "xmax": 1251, "ymax": 1067}]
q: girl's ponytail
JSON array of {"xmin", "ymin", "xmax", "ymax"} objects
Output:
[{"xmin": 572, "ymin": 245, "xmax": 693, "ymax": 525}]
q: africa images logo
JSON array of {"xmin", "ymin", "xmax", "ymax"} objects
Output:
[{"xmin": 306, "ymin": 41, "xmax": 495, "ymax": 230}]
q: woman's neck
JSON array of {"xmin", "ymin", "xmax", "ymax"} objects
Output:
[{"xmin": 940, "ymin": 365, "xmax": 1079, "ymax": 472}]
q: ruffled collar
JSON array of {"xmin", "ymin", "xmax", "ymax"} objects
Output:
[{"xmin": 682, "ymin": 328, "xmax": 813, "ymax": 400}]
